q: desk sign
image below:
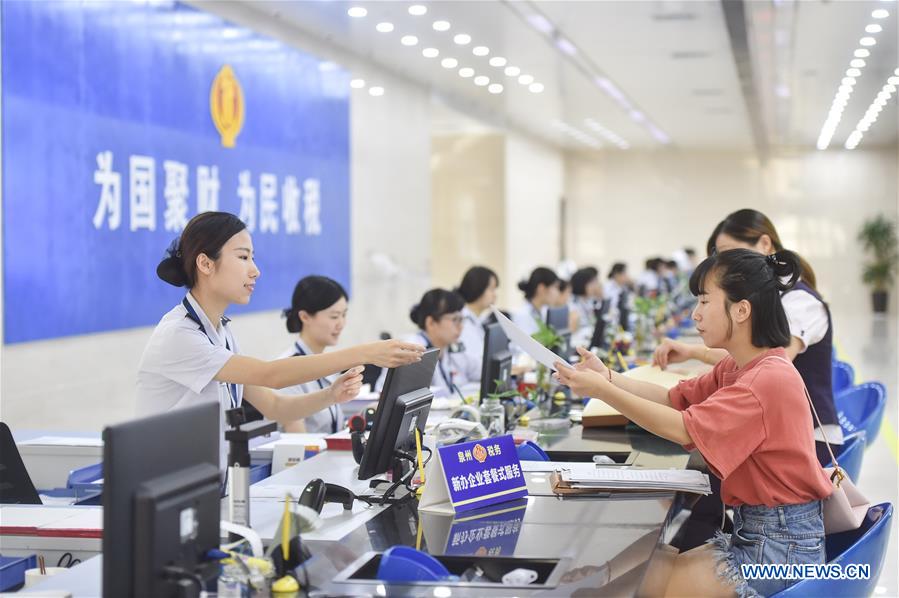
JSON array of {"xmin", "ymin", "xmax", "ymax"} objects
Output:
[{"xmin": 419, "ymin": 435, "xmax": 528, "ymax": 515}]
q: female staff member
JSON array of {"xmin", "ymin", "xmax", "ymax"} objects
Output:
[
  {"xmin": 138, "ymin": 212, "xmax": 424, "ymax": 462},
  {"xmin": 278, "ymin": 275, "xmax": 351, "ymax": 433},
  {"xmin": 511, "ymin": 267, "xmax": 561, "ymax": 338},
  {"xmin": 557, "ymin": 249, "xmax": 832, "ymax": 597},
  {"xmin": 570, "ymin": 266, "xmax": 602, "ymax": 331},
  {"xmin": 455, "ymin": 266, "xmax": 499, "ymax": 374}
]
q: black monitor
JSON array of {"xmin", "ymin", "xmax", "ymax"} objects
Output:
[
  {"xmin": 103, "ymin": 402, "xmax": 221, "ymax": 598},
  {"xmin": 0, "ymin": 423, "xmax": 41, "ymax": 505},
  {"xmin": 480, "ymin": 322, "xmax": 512, "ymax": 399},
  {"xmin": 546, "ymin": 305, "xmax": 572, "ymax": 360},
  {"xmin": 358, "ymin": 348, "xmax": 439, "ymax": 481}
]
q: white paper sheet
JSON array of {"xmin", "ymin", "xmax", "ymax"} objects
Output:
[{"xmin": 491, "ymin": 306, "xmax": 573, "ymax": 372}]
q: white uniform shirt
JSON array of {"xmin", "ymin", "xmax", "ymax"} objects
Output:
[
  {"xmin": 276, "ymin": 339, "xmax": 342, "ymax": 434},
  {"xmin": 137, "ymin": 293, "xmax": 241, "ymax": 466},
  {"xmin": 603, "ymin": 280, "xmax": 624, "ymax": 309},
  {"xmin": 510, "ymin": 303, "xmax": 546, "ymax": 357},
  {"xmin": 570, "ymin": 296, "xmax": 597, "ymax": 332},
  {"xmin": 459, "ymin": 306, "xmax": 488, "ymax": 375},
  {"xmin": 375, "ymin": 332, "xmax": 480, "ymax": 398}
]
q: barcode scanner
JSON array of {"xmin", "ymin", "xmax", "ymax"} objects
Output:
[{"xmin": 299, "ymin": 478, "xmax": 357, "ymax": 513}]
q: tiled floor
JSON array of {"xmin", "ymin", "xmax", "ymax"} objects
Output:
[{"xmin": 832, "ymin": 310, "xmax": 898, "ymax": 596}]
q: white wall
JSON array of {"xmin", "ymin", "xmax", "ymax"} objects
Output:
[
  {"xmin": 0, "ymin": 6, "xmax": 432, "ymax": 432},
  {"xmin": 564, "ymin": 148, "xmax": 899, "ymax": 317}
]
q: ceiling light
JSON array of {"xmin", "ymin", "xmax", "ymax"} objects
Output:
[
  {"xmin": 440, "ymin": 57, "xmax": 458, "ymax": 68},
  {"xmin": 489, "ymin": 56, "xmax": 507, "ymax": 67},
  {"xmin": 347, "ymin": 6, "xmax": 367, "ymax": 18},
  {"xmin": 350, "ymin": 78, "xmax": 366, "ymax": 89},
  {"xmin": 842, "ymin": 77, "xmax": 857, "ymax": 86},
  {"xmin": 432, "ymin": 20, "xmax": 451, "ymax": 31},
  {"xmin": 872, "ymin": 9, "xmax": 889, "ymax": 18},
  {"xmin": 529, "ymin": 82, "xmax": 544, "ymax": 93},
  {"xmin": 368, "ymin": 86, "xmax": 384, "ymax": 96},
  {"xmin": 886, "ymin": 84, "xmax": 897, "ymax": 93},
  {"xmin": 474, "ymin": 75, "xmax": 490, "ymax": 86},
  {"xmin": 895, "ymin": 68, "xmax": 899, "ymax": 76},
  {"xmin": 401, "ymin": 35, "xmax": 419, "ymax": 46},
  {"xmin": 860, "ymin": 37, "xmax": 876, "ymax": 46},
  {"xmin": 408, "ymin": 5, "xmax": 427, "ymax": 16},
  {"xmin": 865, "ymin": 24, "xmax": 883, "ymax": 33},
  {"xmin": 527, "ymin": 14, "xmax": 554, "ymax": 34},
  {"xmin": 488, "ymin": 83, "xmax": 503, "ymax": 94},
  {"xmin": 472, "ymin": 46, "xmax": 489, "ymax": 56},
  {"xmin": 458, "ymin": 67, "xmax": 474, "ymax": 78},
  {"xmin": 453, "ymin": 33, "xmax": 471, "ymax": 45},
  {"xmin": 518, "ymin": 74, "xmax": 534, "ymax": 85},
  {"xmin": 629, "ymin": 110, "xmax": 646, "ymax": 123},
  {"xmin": 556, "ymin": 37, "xmax": 577, "ymax": 56},
  {"xmin": 846, "ymin": 68, "xmax": 861, "ymax": 77},
  {"xmin": 850, "ymin": 59, "xmax": 866, "ymax": 68},
  {"xmin": 375, "ymin": 22, "xmax": 394, "ymax": 33},
  {"xmin": 422, "ymin": 47, "xmax": 439, "ymax": 58},
  {"xmin": 855, "ymin": 49, "xmax": 870, "ymax": 58},
  {"xmin": 889, "ymin": 76, "xmax": 899, "ymax": 85},
  {"xmin": 504, "ymin": 66, "xmax": 520, "ymax": 77}
]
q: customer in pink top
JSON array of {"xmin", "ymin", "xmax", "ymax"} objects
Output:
[{"xmin": 556, "ymin": 249, "xmax": 832, "ymax": 597}]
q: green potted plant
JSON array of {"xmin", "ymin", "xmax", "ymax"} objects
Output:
[
  {"xmin": 529, "ymin": 319, "xmax": 565, "ymax": 401},
  {"xmin": 858, "ymin": 215, "xmax": 898, "ymax": 313}
]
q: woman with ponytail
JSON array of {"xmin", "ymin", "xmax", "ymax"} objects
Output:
[
  {"xmin": 511, "ymin": 266, "xmax": 561, "ymax": 338},
  {"xmin": 456, "ymin": 266, "xmax": 500, "ymax": 374},
  {"xmin": 557, "ymin": 249, "xmax": 832, "ymax": 597},
  {"xmin": 138, "ymin": 212, "xmax": 424, "ymax": 465}
]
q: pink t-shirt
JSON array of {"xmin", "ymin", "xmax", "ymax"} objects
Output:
[{"xmin": 668, "ymin": 347, "xmax": 833, "ymax": 507}]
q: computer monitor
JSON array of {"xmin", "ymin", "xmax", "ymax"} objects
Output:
[
  {"xmin": 0, "ymin": 423, "xmax": 41, "ymax": 505},
  {"xmin": 357, "ymin": 348, "xmax": 439, "ymax": 481},
  {"xmin": 546, "ymin": 305, "xmax": 572, "ymax": 360},
  {"xmin": 103, "ymin": 402, "xmax": 221, "ymax": 598},
  {"xmin": 479, "ymin": 322, "xmax": 512, "ymax": 399}
]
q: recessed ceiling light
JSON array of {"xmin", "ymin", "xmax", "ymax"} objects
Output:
[
  {"xmin": 368, "ymin": 86, "xmax": 384, "ymax": 96},
  {"xmin": 458, "ymin": 67, "xmax": 474, "ymax": 78},
  {"xmin": 504, "ymin": 66, "xmax": 520, "ymax": 77},
  {"xmin": 846, "ymin": 68, "xmax": 862, "ymax": 77},
  {"xmin": 842, "ymin": 77, "xmax": 857, "ymax": 85},
  {"xmin": 886, "ymin": 84, "xmax": 897, "ymax": 92},
  {"xmin": 474, "ymin": 75, "xmax": 490, "ymax": 86},
  {"xmin": 401, "ymin": 35, "xmax": 419, "ymax": 46},
  {"xmin": 489, "ymin": 57, "xmax": 507, "ymax": 67},
  {"xmin": 889, "ymin": 76, "xmax": 899, "ymax": 85},
  {"xmin": 347, "ymin": 7, "xmax": 367, "ymax": 18},
  {"xmin": 350, "ymin": 78, "xmax": 366, "ymax": 89},
  {"xmin": 432, "ymin": 20, "xmax": 451, "ymax": 31},
  {"xmin": 860, "ymin": 37, "xmax": 876, "ymax": 46},
  {"xmin": 850, "ymin": 59, "xmax": 866, "ymax": 68},
  {"xmin": 408, "ymin": 5, "xmax": 427, "ymax": 16},
  {"xmin": 454, "ymin": 33, "xmax": 471, "ymax": 45},
  {"xmin": 422, "ymin": 47, "xmax": 439, "ymax": 58},
  {"xmin": 865, "ymin": 24, "xmax": 883, "ymax": 33},
  {"xmin": 872, "ymin": 9, "xmax": 889, "ymax": 18},
  {"xmin": 518, "ymin": 74, "xmax": 534, "ymax": 85},
  {"xmin": 441, "ymin": 57, "xmax": 458, "ymax": 69},
  {"xmin": 529, "ymin": 82, "xmax": 544, "ymax": 93},
  {"xmin": 488, "ymin": 83, "xmax": 503, "ymax": 94},
  {"xmin": 855, "ymin": 49, "xmax": 870, "ymax": 58},
  {"xmin": 895, "ymin": 68, "xmax": 899, "ymax": 76},
  {"xmin": 376, "ymin": 22, "xmax": 394, "ymax": 33},
  {"xmin": 472, "ymin": 46, "xmax": 489, "ymax": 56}
]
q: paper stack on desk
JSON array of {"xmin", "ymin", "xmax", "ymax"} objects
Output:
[{"xmin": 553, "ymin": 464, "xmax": 711, "ymax": 495}]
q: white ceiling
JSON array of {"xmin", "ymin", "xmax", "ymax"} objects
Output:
[{"xmin": 240, "ymin": 0, "xmax": 898, "ymax": 155}]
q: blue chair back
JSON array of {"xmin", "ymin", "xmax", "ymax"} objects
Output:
[
  {"xmin": 517, "ymin": 440, "xmax": 550, "ymax": 462},
  {"xmin": 771, "ymin": 503, "xmax": 893, "ymax": 597},
  {"xmin": 828, "ymin": 432, "xmax": 865, "ymax": 484},
  {"xmin": 831, "ymin": 361, "xmax": 855, "ymax": 395},
  {"xmin": 835, "ymin": 382, "xmax": 887, "ymax": 446}
]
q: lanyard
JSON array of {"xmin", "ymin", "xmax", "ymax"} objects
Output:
[
  {"xmin": 182, "ymin": 298, "xmax": 240, "ymax": 409},
  {"xmin": 420, "ymin": 333, "xmax": 465, "ymax": 402},
  {"xmin": 293, "ymin": 342, "xmax": 338, "ymax": 433}
]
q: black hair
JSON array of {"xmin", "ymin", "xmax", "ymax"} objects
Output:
[
  {"xmin": 284, "ymin": 276, "xmax": 348, "ymax": 333},
  {"xmin": 685, "ymin": 247, "xmax": 696, "ymax": 257},
  {"xmin": 410, "ymin": 289, "xmax": 465, "ymax": 330},
  {"xmin": 689, "ymin": 248, "xmax": 801, "ymax": 348},
  {"xmin": 558, "ymin": 279, "xmax": 570, "ymax": 294},
  {"xmin": 608, "ymin": 263, "xmax": 627, "ymax": 279},
  {"xmin": 156, "ymin": 212, "xmax": 247, "ymax": 288},
  {"xmin": 665, "ymin": 260, "xmax": 678, "ymax": 270},
  {"xmin": 570, "ymin": 267, "xmax": 599, "ymax": 296},
  {"xmin": 456, "ymin": 266, "xmax": 499, "ymax": 304},
  {"xmin": 517, "ymin": 267, "xmax": 559, "ymax": 300}
]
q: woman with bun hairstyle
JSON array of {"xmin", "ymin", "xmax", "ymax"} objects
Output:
[
  {"xmin": 277, "ymin": 275, "xmax": 350, "ymax": 433},
  {"xmin": 456, "ymin": 266, "xmax": 500, "ymax": 374},
  {"xmin": 511, "ymin": 267, "xmax": 561, "ymax": 339},
  {"xmin": 376, "ymin": 288, "xmax": 480, "ymax": 400},
  {"xmin": 138, "ymin": 212, "xmax": 424, "ymax": 463},
  {"xmin": 557, "ymin": 249, "xmax": 832, "ymax": 597}
]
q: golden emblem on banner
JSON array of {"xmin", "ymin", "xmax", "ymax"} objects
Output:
[{"xmin": 210, "ymin": 65, "xmax": 244, "ymax": 148}]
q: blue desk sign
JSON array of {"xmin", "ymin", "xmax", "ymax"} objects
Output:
[
  {"xmin": 419, "ymin": 499, "xmax": 526, "ymax": 557},
  {"xmin": 418, "ymin": 435, "xmax": 528, "ymax": 515}
]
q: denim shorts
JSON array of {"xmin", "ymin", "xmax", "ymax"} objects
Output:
[{"xmin": 708, "ymin": 500, "xmax": 825, "ymax": 597}]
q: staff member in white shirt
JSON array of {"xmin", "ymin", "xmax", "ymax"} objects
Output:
[
  {"xmin": 569, "ymin": 266, "xmax": 602, "ymax": 332},
  {"xmin": 511, "ymin": 267, "xmax": 561, "ymax": 338},
  {"xmin": 455, "ymin": 266, "xmax": 499, "ymax": 375},
  {"xmin": 277, "ymin": 275, "xmax": 351, "ymax": 434},
  {"xmin": 137, "ymin": 212, "xmax": 424, "ymax": 464}
]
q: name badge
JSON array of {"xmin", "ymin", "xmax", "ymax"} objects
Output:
[{"xmin": 419, "ymin": 434, "xmax": 528, "ymax": 515}]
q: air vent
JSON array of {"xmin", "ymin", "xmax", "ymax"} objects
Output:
[
  {"xmin": 652, "ymin": 12, "xmax": 697, "ymax": 21},
  {"xmin": 671, "ymin": 50, "xmax": 711, "ymax": 60}
]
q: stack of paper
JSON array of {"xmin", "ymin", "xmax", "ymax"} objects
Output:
[
  {"xmin": 559, "ymin": 464, "xmax": 711, "ymax": 495},
  {"xmin": 582, "ymin": 398, "xmax": 629, "ymax": 427}
]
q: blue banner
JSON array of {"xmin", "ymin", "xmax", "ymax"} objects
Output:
[
  {"xmin": 2, "ymin": 1, "xmax": 350, "ymax": 343},
  {"xmin": 438, "ymin": 435, "xmax": 528, "ymax": 513}
]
